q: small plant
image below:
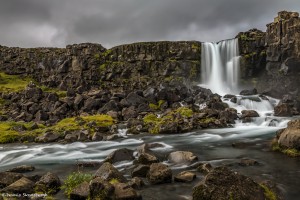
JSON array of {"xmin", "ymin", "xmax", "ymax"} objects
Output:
[
  {"xmin": 61, "ymin": 172, "xmax": 93, "ymax": 198},
  {"xmin": 260, "ymin": 184, "xmax": 277, "ymax": 200}
]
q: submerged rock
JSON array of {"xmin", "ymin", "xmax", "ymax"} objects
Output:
[
  {"xmin": 174, "ymin": 171, "xmax": 196, "ymax": 183},
  {"xmin": 6, "ymin": 165, "xmax": 35, "ymax": 173}
]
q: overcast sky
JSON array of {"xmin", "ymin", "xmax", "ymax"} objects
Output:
[{"xmin": 0, "ymin": 0, "xmax": 299, "ymax": 48}]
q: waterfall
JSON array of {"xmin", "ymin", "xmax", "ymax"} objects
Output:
[{"xmin": 201, "ymin": 38, "xmax": 240, "ymax": 95}]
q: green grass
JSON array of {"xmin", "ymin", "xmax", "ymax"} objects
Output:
[
  {"xmin": 0, "ymin": 121, "xmax": 44, "ymax": 143},
  {"xmin": 0, "ymin": 72, "xmax": 32, "ymax": 93},
  {"xmin": 260, "ymin": 184, "xmax": 277, "ymax": 200},
  {"xmin": 0, "ymin": 114, "xmax": 115, "ymax": 144},
  {"xmin": 61, "ymin": 172, "xmax": 93, "ymax": 198},
  {"xmin": 40, "ymin": 85, "xmax": 67, "ymax": 98},
  {"xmin": 143, "ymin": 107, "xmax": 193, "ymax": 134}
]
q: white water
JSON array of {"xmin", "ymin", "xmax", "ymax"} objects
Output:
[{"xmin": 201, "ymin": 38, "xmax": 240, "ymax": 95}]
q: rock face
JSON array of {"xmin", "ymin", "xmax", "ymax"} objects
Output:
[
  {"xmin": 193, "ymin": 166, "xmax": 266, "ymax": 200},
  {"xmin": 238, "ymin": 11, "xmax": 300, "ymax": 107},
  {"xmin": 278, "ymin": 119, "xmax": 300, "ymax": 150}
]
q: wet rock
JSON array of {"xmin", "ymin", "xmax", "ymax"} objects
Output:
[
  {"xmin": 219, "ymin": 108, "xmax": 238, "ymax": 123},
  {"xmin": 240, "ymin": 88, "xmax": 258, "ymax": 96},
  {"xmin": 137, "ymin": 153, "xmax": 159, "ymax": 165},
  {"xmin": 36, "ymin": 131, "xmax": 60, "ymax": 143},
  {"xmin": 239, "ymin": 158, "xmax": 259, "ymax": 166},
  {"xmin": 1, "ymin": 177, "xmax": 34, "ymax": 194},
  {"xmin": 6, "ymin": 165, "xmax": 35, "ymax": 173},
  {"xmin": 274, "ymin": 103, "xmax": 293, "ymax": 117},
  {"xmin": 35, "ymin": 172, "xmax": 61, "ymax": 194},
  {"xmin": 197, "ymin": 163, "xmax": 213, "ymax": 174},
  {"xmin": 174, "ymin": 171, "xmax": 196, "ymax": 183},
  {"xmin": 136, "ymin": 143, "xmax": 164, "ymax": 155},
  {"xmin": 65, "ymin": 132, "xmax": 78, "ymax": 142},
  {"xmin": 70, "ymin": 181, "xmax": 89, "ymax": 200},
  {"xmin": 193, "ymin": 166, "xmax": 266, "ymax": 200},
  {"xmin": 128, "ymin": 177, "xmax": 145, "ymax": 189},
  {"xmin": 104, "ymin": 148, "xmax": 135, "ymax": 164},
  {"xmin": 147, "ymin": 163, "xmax": 172, "ymax": 184},
  {"xmin": 241, "ymin": 110, "xmax": 259, "ymax": 118},
  {"xmin": 94, "ymin": 162, "xmax": 127, "ymax": 183},
  {"xmin": 0, "ymin": 172, "xmax": 23, "ymax": 189},
  {"xmin": 89, "ymin": 177, "xmax": 115, "ymax": 200},
  {"xmin": 114, "ymin": 183, "xmax": 142, "ymax": 200},
  {"xmin": 92, "ymin": 132, "xmax": 103, "ymax": 141},
  {"xmin": 131, "ymin": 165, "xmax": 150, "ymax": 178},
  {"xmin": 168, "ymin": 151, "xmax": 198, "ymax": 164},
  {"xmin": 278, "ymin": 119, "xmax": 300, "ymax": 150}
]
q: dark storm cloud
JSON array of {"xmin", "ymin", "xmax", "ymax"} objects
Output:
[{"xmin": 0, "ymin": 0, "xmax": 299, "ymax": 48}]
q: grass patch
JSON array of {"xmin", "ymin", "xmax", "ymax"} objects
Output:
[
  {"xmin": 149, "ymin": 100, "xmax": 166, "ymax": 110},
  {"xmin": 0, "ymin": 121, "xmax": 44, "ymax": 144},
  {"xmin": 260, "ymin": 184, "xmax": 277, "ymax": 200},
  {"xmin": 0, "ymin": 114, "xmax": 115, "ymax": 144},
  {"xmin": 61, "ymin": 172, "xmax": 93, "ymax": 198},
  {"xmin": 0, "ymin": 72, "xmax": 32, "ymax": 93},
  {"xmin": 143, "ymin": 107, "xmax": 193, "ymax": 134},
  {"xmin": 40, "ymin": 85, "xmax": 67, "ymax": 98}
]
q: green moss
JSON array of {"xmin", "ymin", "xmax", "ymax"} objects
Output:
[
  {"xmin": 175, "ymin": 107, "xmax": 193, "ymax": 117},
  {"xmin": 149, "ymin": 100, "xmax": 166, "ymax": 110},
  {"xmin": 100, "ymin": 63, "xmax": 108, "ymax": 71},
  {"xmin": 271, "ymin": 141, "xmax": 300, "ymax": 157},
  {"xmin": 192, "ymin": 44, "xmax": 200, "ymax": 50},
  {"xmin": 61, "ymin": 172, "xmax": 93, "ymax": 198},
  {"xmin": 0, "ymin": 115, "xmax": 115, "ymax": 144},
  {"xmin": 109, "ymin": 178, "xmax": 120, "ymax": 184},
  {"xmin": 260, "ymin": 184, "xmax": 277, "ymax": 200},
  {"xmin": 94, "ymin": 53, "xmax": 100, "ymax": 59},
  {"xmin": 0, "ymin": 72, "xmax": 32, "ymax": 93},
  {"xmin": 199, "ymin": 117, "xmax": 216, "ymax": 124},
  {"xmin": 101, "ymin": 49, "xmax": 112, "ymax": 57},
  {"xmin": 0, "ymin": 121, "xmax": 44, "ymax": 144},
  {"xmin": 40, "ymin": 85, "xmax": 67, "ymax": 98}
]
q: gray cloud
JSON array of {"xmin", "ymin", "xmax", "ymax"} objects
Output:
[{"xmin": 0, "ymin": 0, "xmax": 299, "ymax": 48}]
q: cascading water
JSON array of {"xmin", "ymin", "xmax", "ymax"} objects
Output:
[
  {"xmin": 201, "ymin": 38, "xmax": 290, "ymax": 127},
  {"xmin": 201, "ymin": 38, "xmax": 240, "ymax": 95}
]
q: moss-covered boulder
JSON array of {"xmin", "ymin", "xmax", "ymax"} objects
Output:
[{"xmin": 193, "ymin": 167, "xmax": 269, "ymax": 200}]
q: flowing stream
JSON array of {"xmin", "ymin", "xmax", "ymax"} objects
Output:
[{"xmin": 0, "ymin": 39, "xmax": 299, "ymax": 199}]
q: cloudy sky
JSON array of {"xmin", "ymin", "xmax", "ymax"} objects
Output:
[{"xmin": 0, "ymin": 0, "xmax": 299, "ymax": 48}]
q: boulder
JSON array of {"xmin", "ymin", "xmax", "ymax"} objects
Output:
[
  {"xmin": 137, "ymin": 153, "xmax": 159, "ymax": 165},
  {"xmin": 0, "ymin": 172, "xmax": 23, "ymax": 189},
  {"xmin": 70, "ymin": 181, "xmax": 90, "ymax": 200},
  {"xmin": 35, "ymin": 172, "xmax": 61, "ymax": 194},
  {"xmin": 104, "ymin": 148, "xmax": 135, "ymax": 164},
  {"xmin": 128, "ymin": 177, "xmax": 145, "ymax": 189},
  {"xmin": 1, "ymin": 177, "xmax": 35, "ymax": 194},
  {"xmin": 197, "ymin": 163, "xmax": 213, "ymax": 174},
  {"xmin": 219, "ymin": 108, "xmax": 238, "ymax": 123},
  {"xmin": 131, "ymin": 165, "xmax": 150, "ymax": 178},
  {"xmin": 114, "ymin": 183, "xmax": 142, "ymax": 200},
  {"xmin": 278, "ymin": 119, "xmax": 300, "ymax": 149},
  {"xmin": 122, "ymin": 106, "xmax": 138, "ymax": 121},
  {"xmin": 6, "ymin": 165, "xmax": 35, "ymax": 173},
  {"xmin": 94, "ymin": 162, "xmax": 127, "ymax": 183},
  {"xmin": 192, "ymin": 166, "xmax": 266, "ymax": 200},
  {"xmin": 240, "ymin": 88, "xmax": 258, "ymax": 96},
  {"xmin": 274, "ymin": 103, "xmax": 293, "ymax": 117},
  {"xmin": 239, "ymin": 158, "xmax": 259, "ymax": 166},
  {"xmin": 174, "ymin": 171, "xmax": 196, "ymax": 183},
  {"xmin": 121, "ymin": 92, "xmax": 147, "ymax": 107},
  {"xmin": 241, "ymin": 110, "xmax": 259, "ymax": 118},
  {"xmin": 36, "ymin": 132, "xmax": 60, "ymax": 143},
  {"xmin": 98, "ymin": 100, "xmax": 120, "ymax": 113},
  {"xmin": 147, "ymin": 163, "xmax": 172, "ymax": 184},
  {"xmin": 89, "ymin": 177, "xmax": 115, "ymax": 200},
  {"xmin": 168, "ymin": 151, "xmax": 198, "ymax": 164}
]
